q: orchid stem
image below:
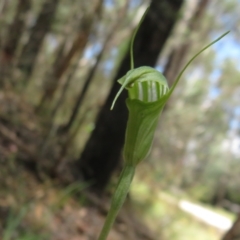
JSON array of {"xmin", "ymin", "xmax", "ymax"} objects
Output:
[{"xmin": 97, "ymin": 164, "xmax": 135, "ymax": 240}]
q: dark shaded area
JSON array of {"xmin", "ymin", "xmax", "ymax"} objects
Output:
[{"xmin": 2, "ymin": 0, "xmax": 30, "ymax": 62}]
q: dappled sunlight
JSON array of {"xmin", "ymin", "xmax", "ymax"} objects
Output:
[
  {"xmin": 131, "ymin": 175, "xmax": 233, "ymax": 240},
  {"xmin": 0, "ymin": 0, "xmax": 239, "ymax": 239}
]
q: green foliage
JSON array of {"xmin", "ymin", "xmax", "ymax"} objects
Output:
[
  {"xmin": 53, "ymin": 181, "xmax": 90, "ymax": 210},
  {"xmin": 3, "ymin": 207, "xmax": 28, "ymax": 240},
  {"xmin": 3, "ymin": 207, "xmax": 48, "ymax": 240}
]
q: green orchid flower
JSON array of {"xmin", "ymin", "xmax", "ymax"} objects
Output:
[
  {"xmin": 110, "ymin": 33, "xmax": 229, "ymax": 167},
  {"xmin": 98, "ymin": 6, "xmax": 229, "ymax": 240}
]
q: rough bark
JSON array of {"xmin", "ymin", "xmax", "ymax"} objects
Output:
[
  {"xmin": 77, "ymin": 0, "xmax": 184, "ymax": 191},
  {"xmin": 17, "ymin": 0, "xmax": 60, "ymax": 80}
]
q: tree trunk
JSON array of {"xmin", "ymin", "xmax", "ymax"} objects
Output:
[
  {"xmin": 36, "ymin": 39, "xmax": 67, "ymax": 112},
  {"xmin": 38, "ymin": 0, "xmax": 103, "ymax": 106},
  {"xmin": 77, "ymin": 0, "xmax": 184, "ymax": 191},
  {"xmin": 0, "ymin": 0, "xmax": 30, "ymax": 85},
  {"xmin": 1, "ymin": 0, "xmax": 30, "ymax": 61},
  {"xmin": 0, "ymin": 0, "xmax": 7, "ymax": 16},
  {"xmin": 50, "ymin": 56, "xmax": 78, "ymax": 119},
  {"xmin": 60, "ymin": 1, "xmax": 129, "ymax": 134},
  {"xmin": 17, "ymin": 0, "xmax": 60, "ymax": 80},
  {"xmin": 222, "ymin": 213, "xmax": 240, "ymax": 240}
]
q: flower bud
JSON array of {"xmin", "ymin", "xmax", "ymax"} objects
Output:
[{"xmin": 117, "ymin": 67, "xmax": 169, "ymax": 165}]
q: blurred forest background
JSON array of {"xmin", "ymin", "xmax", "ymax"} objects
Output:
[{"xmin": 0, "ymin": 0, "xmax": 240, "ymax": 239}]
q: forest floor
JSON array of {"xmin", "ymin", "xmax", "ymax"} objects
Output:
[
  {"xmin": 0, "ymin": 162, "xmax": 155, "ymax": 240},
  {"xmin": 0, "ymin": 89, "xmax": 233, "ymax": 240},
  {"xmin": 0, "ymin": 158, "xmax": 233, "ymax": 240},
  {"xmin": 0, "ymin": 89, "xmax": 156, "ymax": 240}
]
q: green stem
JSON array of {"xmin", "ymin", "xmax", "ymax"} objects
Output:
[{"xmin": 97, "ymin": 164, "xmax": 135, "ymax": 240}]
